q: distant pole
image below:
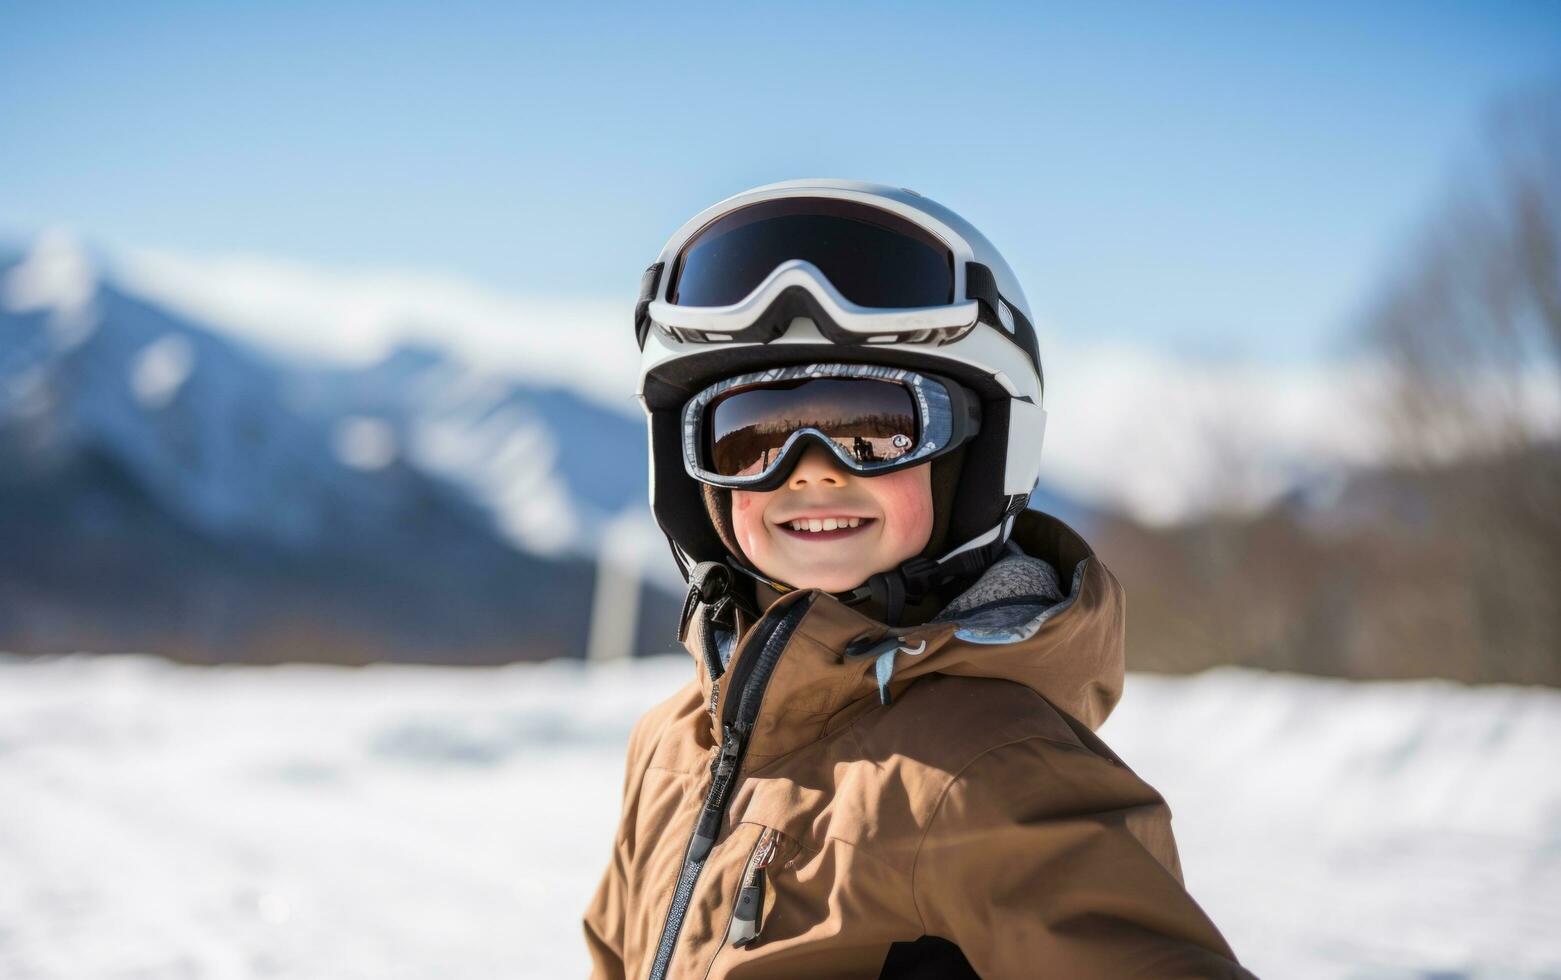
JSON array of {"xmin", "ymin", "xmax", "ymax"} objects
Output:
[{"xmin": 584, "ymin": 510, "xmax": 653, "ymax": 664}]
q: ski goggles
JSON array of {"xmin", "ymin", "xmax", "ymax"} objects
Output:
[
  {"xmin": 681, "ymin": 363, "xmax": 982, "ymax": 491},
  {"xmin": 636, "ymin": 196, "xmax": 1025, "ymax": 349}
]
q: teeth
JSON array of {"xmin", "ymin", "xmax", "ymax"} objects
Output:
[{"xmin": 786, "ymin": 517, "xmax": 866, "ymax": 533}]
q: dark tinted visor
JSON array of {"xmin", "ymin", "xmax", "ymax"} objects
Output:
[
  {"xmin": 669, "ymin": 198, "xmax": 954, "ymax": 308},
  {"xmin": 707, "ymin": 377, "xmax": 920, "ymax": 478}
]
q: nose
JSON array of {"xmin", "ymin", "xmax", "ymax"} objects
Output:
[{"xmin": 787, "ymin": 442, "xmax": 849, "ymax": 490}]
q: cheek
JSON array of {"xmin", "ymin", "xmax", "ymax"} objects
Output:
[
  {"xmin": 729, "ymin": 491, "xmax": 769, "ymax": 556},
  {"xmin": 870, "ymin": 470, "xmax": 933, "ymax": 553}
]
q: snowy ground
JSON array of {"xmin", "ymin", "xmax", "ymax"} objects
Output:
[{"xmin": 0, "ymin": 653, "xmax": 1556, "ymax": 979}]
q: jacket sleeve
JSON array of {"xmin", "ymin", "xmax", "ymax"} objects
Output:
[
  {"xmin": 582, "ymin": 708, "xmax": 655, "ymax": 979},
  {"xmin": 911, "ymin": 734, "xmax": 1257, "ymax": 979}
]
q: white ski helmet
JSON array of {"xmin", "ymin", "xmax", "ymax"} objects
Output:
[{"xmin": 634, "ymin": 179, "xmax": 1047, "ymax": 620}]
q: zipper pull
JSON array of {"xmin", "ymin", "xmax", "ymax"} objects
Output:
[
  {"xmin": 726, "ymin": 877, "xmax": 765, "ymax": 948},
  {"xmin": 728, "ymin": 829, "xmax": 779, "ymax": 948},
  {"xmin": 690, "ymin": 726, "xmax": 743, "ymax": 861},
  {"xmin": 709, "ymin": 725, "xmax": 742, "ymax": 781}
]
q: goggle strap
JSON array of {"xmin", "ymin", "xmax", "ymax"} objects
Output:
[
  {"xmin": 634, "ymin": 262, "xmax": 665, "ymax": 350},
  {"xmin": 964, "ymin": 262, "xmax": 1042, "ymax": 389}
]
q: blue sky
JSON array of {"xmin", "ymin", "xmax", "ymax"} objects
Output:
[{"xmin": 2, "ymin": 1, "xmax": 1557, "ymax": 361}]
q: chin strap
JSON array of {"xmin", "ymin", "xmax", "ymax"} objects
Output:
[
  {"xmin": 861, "ymin": 559, "xmax": 933, "ymax": 626},
  {"xmin": 854, "ymin": 542, "xmax": 999, "ymax": 626}
]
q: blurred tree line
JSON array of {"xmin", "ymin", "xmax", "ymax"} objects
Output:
[{"xmin": 1097, "ymin": 86, "xmax": 1561, "ymax": 686}]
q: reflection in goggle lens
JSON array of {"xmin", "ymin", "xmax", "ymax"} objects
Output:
[{"xmin": 708, "ymin": 378, "xmax": 920, "ymax": 479}]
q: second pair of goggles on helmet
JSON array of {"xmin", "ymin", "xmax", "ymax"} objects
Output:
[
  {"xmin": 635, "ymin": 195, "xmax": 1039, "ymax": 363},
  {"xmin": 683, "ymin": 363, "xmax": 982, "ymax": 492}
]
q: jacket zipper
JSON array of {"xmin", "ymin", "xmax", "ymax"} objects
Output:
[
  {"xmin": 727, "ymin": 827, "xmax": 779, "ymax": 948},
  {"xmin": 647, "ymin": 594, "xmax": 814, "ymax": 980}
]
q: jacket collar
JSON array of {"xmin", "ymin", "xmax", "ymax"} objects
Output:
[{"xmin": 682, "ymin": 509, "xmax": 1126, "ymax": 763}]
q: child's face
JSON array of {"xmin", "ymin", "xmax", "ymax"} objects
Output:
[{"xmin": 729, "ymin": 443, "xmax": 933, "ymax": 593}]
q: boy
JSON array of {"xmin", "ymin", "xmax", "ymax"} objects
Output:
[{"xmin": 584, "ymin": 180, "xmax": 1253, "ymax": 978}]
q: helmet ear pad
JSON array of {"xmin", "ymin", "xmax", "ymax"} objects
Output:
[
  {"xmin": 920, "ymin": 444, "xmax": 965, "ymax": 561},
  {"xmin": 698, "ymin": 445, "xmax": 967, "ymax": 582},
  {"xmin": 700, "ymin": 480, "xmax": 747, "ymax": 571}
]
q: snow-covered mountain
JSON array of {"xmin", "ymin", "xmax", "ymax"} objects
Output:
[
  {"xmin": 0, "ymin": 233, "xmax": 680, "ymax": 663},
  {"xmin": 2, "ymin": 232, "xmax": 660, "ymax": 555}
]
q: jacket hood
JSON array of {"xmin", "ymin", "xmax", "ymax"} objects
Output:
[{"xmin": 681, "ymin": 509, "xmax": 1126, "ymax": 759}]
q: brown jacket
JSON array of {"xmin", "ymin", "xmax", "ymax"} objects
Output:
[{"xmin": 583, "ymin": 510, "xmax": 1254, "ymax": 978}]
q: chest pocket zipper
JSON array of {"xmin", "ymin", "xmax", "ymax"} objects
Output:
[{"xmin": 727, "ymin": 826, "xmax": 781, "ymax": 948}]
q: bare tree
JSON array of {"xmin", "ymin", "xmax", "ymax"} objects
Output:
[
  {"xmin": 1103, "ymin": 84, "xmax": 1561, "ymax": 686},
  {"xmin": 1356, "ymin": 82, "xmax": 1561, "ymax": 684},
  {"xmin": 1364, "ymin": 84, "xmax": 1561, "ymax": 461}
]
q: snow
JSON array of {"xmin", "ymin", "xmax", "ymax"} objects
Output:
[
  {"xmin": 331, "ymin": 415, "xmax": 398, "ymax": 471},
  {"xmin": 0, "ymin": 652, "xmax": 661, "ymax": 979},
  {"xmin": 0, "ymin": 654, "xmax": 1555, "ymax": 979},
  {"xmin": 1, "ymin": 229, "xmax": 101, "ymax": 349},
  {"xmin": 129, "ymin": 334, "xmax": 197, "ymax": 409},
  {"xmin": 408, "ymin": 402, "xmax": 580, "ymax": 556},
  {"xmin": 1098, "ymin": 668, "xmax": 1561, "ymax": 977}
]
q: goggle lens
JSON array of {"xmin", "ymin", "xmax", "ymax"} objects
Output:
[
  {"xmin": 708, "ymin": 378, "xmax": 921, "ymax": 479},
  {"xmin": 670, "ymin": 198, "xmax": 954, "ymax": 309}
]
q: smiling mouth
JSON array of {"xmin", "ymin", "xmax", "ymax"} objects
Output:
[{"xmin": 776, "ymin": 517, "xmax": 875, "ymax": 541}]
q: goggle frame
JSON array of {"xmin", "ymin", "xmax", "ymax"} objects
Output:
[{"xmin": 681, "ymin": 363, "xmax": 983, "ymax": 492}]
